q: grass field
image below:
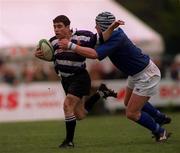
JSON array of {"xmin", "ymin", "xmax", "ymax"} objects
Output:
[{"xmin": 0, "ymin": 112, "xmax": 179, "ymax": 153}]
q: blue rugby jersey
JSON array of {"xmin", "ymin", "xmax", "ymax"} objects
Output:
[
  {"xmin": 49, "ymin": 30, "xmax": 97, "ymax": 77},
  {"xmin": 96, "ymin": 28, "xmax": 150, "ymax": 76}
]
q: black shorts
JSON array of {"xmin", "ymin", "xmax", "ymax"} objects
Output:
[{"xmin": 61, "ymin": 69, "xmax": 91, "ymax": 98}]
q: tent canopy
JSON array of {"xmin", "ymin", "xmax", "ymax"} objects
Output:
[{"xmin": 0, "ymin": 0, "xmax": 164, "ymax": 55}]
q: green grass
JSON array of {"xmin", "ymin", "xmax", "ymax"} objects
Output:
[{"xmin": 0, "ymin": 112, "xmax": 180, "ymax": 153}]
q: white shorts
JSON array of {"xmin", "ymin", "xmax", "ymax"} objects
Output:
[{"xmin": 127, "ymin": 60, "xmax": 161, "ymax": 97}]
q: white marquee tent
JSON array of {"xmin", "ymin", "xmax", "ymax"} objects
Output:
[{"xmin": 0, "ymin": 0, "xmax": 164, "ymax": 55}]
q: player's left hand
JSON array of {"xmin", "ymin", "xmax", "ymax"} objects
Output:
[{"xmin": 59, "ymin": 39, "xmax": 69, "ymax": 50}]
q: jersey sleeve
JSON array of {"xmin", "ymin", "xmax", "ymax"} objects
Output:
[
  {"xmin": 95, "ymin": 37, "xmax": 120, "ymax": 60},
  {"xmin": 74, "ymin": 30, "xmax": 97, "ymax": 48},
  {"xmin": 96, "ymin": 31, "xmax": 124, "ymax": 60}
]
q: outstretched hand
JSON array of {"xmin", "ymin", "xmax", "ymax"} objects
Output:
[
  {"xmin": 102, "ymin": 19, "xmax": 125, "ymax": 42},
  {"xmin": 110, "ymin": 20, "xmax": 125, "ymax": 29}
]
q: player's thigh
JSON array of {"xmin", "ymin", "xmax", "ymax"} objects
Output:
[
  {"xmin": 127, "ymin": 93, "xmax": 150, "ymax": 114},
  {"xmin": 124, "ymin": 87, "xmax": 133, "ymax": 106},
  {"xmin": 125, "ymin": 76, "xmax": 135, "ymax": 106}
]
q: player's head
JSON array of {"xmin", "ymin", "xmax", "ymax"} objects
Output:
[
  {"xmin": 53, "ymin": 15, "xmax": 71, "ymax": 26},
  {"xmin": 95, "ymin": 11, "xmax": 116, "ymax": 33},
  {"xmin": 53, "ymin": 15, "xmax": 71, "ymax": 39}
]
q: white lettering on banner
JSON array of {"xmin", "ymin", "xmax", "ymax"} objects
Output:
[
  {"xmin": 0, "ymin": 83, "xmax": 65, "ymax": 122},
  {"xmin": 23, "ymin": 88, "xmax": 61, "ymax": 110}
]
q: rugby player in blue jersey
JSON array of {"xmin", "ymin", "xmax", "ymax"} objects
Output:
[
  {"xmin": 59, "ymin": 12, "xmax": 171, "ymax": 142},
  {"xmin": 35, "ymin": 15, "xmax": 118, "ymax": 148}
]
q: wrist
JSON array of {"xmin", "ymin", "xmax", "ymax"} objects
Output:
[{"xmin": 68, "ymin": 42, "xmax": 77, "ymax": 50}]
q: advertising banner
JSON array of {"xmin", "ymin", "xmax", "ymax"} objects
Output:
[
  {"xmin": 0, "ymin": 83, "xmax": 65, "ymax": 122},
  {"xmin": 0, "ymin": 80, "xmax": 179, "ymax": 122}
]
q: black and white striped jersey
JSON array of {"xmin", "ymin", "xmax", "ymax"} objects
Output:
[{"xmin": 49, "ymin": 30, "xmax": 97, "ymax": 77}]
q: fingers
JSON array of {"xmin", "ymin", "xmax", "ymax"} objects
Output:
[
  {"xmin": 117, "ymin": 20, "xmax": 125, "ymax": 25},
  {"xmin": 34, "ymin": 48, "xmax": 44, "ymax": 58},
  {"xmin": 109, "ymin": 20, "xmax": 125, "ymax": 30},
  {"xmin": 113, "ymin": 20, "xmax": 125, "ymax": 27}
]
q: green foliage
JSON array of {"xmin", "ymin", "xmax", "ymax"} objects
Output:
[
  {"xmin": 115, "ymin": 0, "xmax": 180, "ymax": 55},
  {"xmin": 0, "ymin": 113, "xmax": 179, "ymax": 153}
]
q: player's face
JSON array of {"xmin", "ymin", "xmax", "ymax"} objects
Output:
[{"xmin": 53, "ymin": 22, "xmax": 70, "ymax": 40}]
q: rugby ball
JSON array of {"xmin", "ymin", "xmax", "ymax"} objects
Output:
[{"xmin": 38, "ymin": 39, "xmax": 54, "ymax": 61}]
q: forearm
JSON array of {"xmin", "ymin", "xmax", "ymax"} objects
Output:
[
  {"xmin": 102, "ymin": 27, "xmax": 114, "ymax": 41},
  {"xmin": 67, "ymin": 42, "xmax": 98, "ymax": 59},
  {"xmin": 59, "ymin": 39, "xmax": 98, "ymax": 59},
  {"xmin": 102, "ymin": 20, "xmax": 125, "ymax": 41},
  {"xmin": 74, "ymin": 45, "xmax": 98, "ymax": 59}
]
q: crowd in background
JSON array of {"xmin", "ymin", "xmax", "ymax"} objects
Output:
[
  {"xmin": 0, "ymin": 57, "xmax": 59, "ymax": 85},
  {"xmin": 0, "ymin": 52, "xmax": 179, "ymax": 86}
]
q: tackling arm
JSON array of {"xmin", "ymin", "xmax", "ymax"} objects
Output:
[
  {"xmin": 102, "ymin": 20, "xmax": 125, "ymax": 41},
  {"xmin": 59, "ymin": 20, "xmax": 124, "ymax": 59},
  {"xmin": 71, "ymin": 20, "xmax": 125, "ymax": 59},
  {"xmin": 74, "ymin": 45, "xmax": 98, "ymax": 59},
  {"xmin": 59, "ymin": 39, "xmax": 98, "ymax": 59}
]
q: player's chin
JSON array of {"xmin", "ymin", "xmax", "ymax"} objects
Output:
[{"xmin": 56, "ymin": 34, "xmax": 61, "ymax": 39}]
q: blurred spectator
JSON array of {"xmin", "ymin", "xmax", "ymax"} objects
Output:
[
  {"xmin": 102, "ymin": 65, "xmax": 127, "ymax": 80},
  {"xmin": 88, "ymin": 61, "xmax": 127, "ymax": 80},
  {"xmin": 0, "ymin": 51, "xmax": 180, "ymax": 84},
  {"xmin": 170, "ymin": 54, "xmax": 180, "ymax": 81},
  {"xmin": 2, "ymin": 63, "xmax": 19, "ymax": 85},
  {"xmin": 0, "ymin": 59, "xmax": 5, "ymax": 82},
  {"xmin": 88, "ymin": 62, "xmax": 104, "ymax": 80},
  {"xmin": 21, "ymin": 62, "xmax": 36, "ymax": 83}
]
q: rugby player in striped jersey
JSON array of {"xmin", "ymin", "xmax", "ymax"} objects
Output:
[{"xmin": 35, "ymin": 15, "xmax": 118, "ymax": 148}]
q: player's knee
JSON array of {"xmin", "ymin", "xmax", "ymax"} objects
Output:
[
  {"xmin": 75, "ymin": 114, "xmax": 85, "ymax": 120},
  {"xmin": 63, "ymin": 99, "xmax": 74, "ymax": 115},
  {"xmin": 126, "ymin": 110, "xmax": 139, "ymax": 121},
  {"xmin": 74, "ymin": 110, "xmax": 87, "ymax": 120}
]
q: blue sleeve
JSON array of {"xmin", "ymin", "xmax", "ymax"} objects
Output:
[
  {"xmin": 96, "ymin": 35, "xmax": 123, "ymax": 60},
  {"xmin": 96, "ymin": 29, "xmax": 126, "ymax": 60}
]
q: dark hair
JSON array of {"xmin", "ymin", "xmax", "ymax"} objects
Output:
[{"xmin": 53, "ymin": 15, "xmax": 71, "ymax": 26}]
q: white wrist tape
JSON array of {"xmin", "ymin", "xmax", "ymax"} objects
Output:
[{"xmin": 68, "ymin": 42, "xmax": 77, "ymax": 50}]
